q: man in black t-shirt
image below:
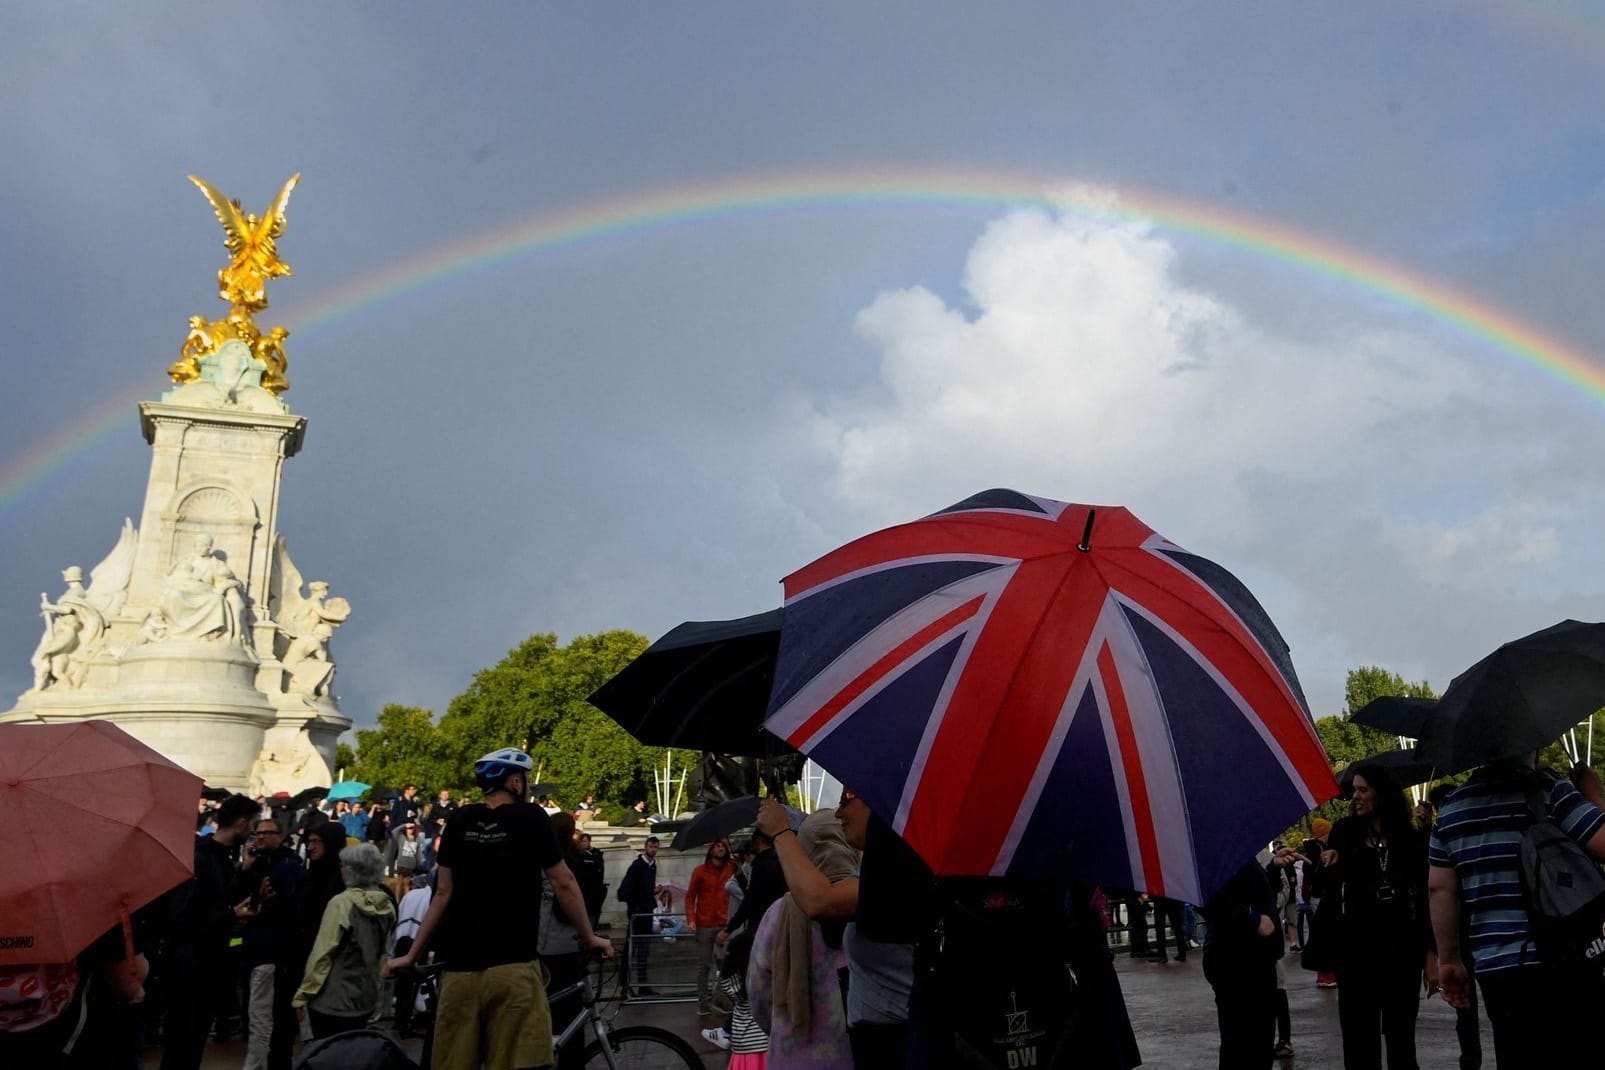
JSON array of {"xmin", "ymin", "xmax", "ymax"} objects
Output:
[{"xmin": 386, "ymin": 748, "xmax": 610, "ymax": 1070}]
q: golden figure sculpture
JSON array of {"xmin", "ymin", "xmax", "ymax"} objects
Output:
[
  {"xmin": 189, "ymin": 173, "xmax": 299, "ymax": 311},
  {"xmin": 256, "ymin": 326, "xmax": 290, "ymax": 394},
  {"xmin": 172, "ymin": 174, "xmax": 300, "ymax": 396}
]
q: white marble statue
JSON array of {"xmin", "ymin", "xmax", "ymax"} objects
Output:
[
  {"xmin": 27, "ymin": 521, "xmax": 136, "ymax": 691},
  {"xmin": 158, "ymin": 533, "xmax": 254, "ymax": 653},
  {"xmin": 283, "ymin": 621, "xmax": 336, "ymax": 697},
  {"xmin": 269, "ymin": 537, "xmax": 351, "ymax": 635}
]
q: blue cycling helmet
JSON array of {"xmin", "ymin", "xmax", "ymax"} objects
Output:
[{"xmin": 474, "ymin": 747, "xmax": 534, "ymax": 793}]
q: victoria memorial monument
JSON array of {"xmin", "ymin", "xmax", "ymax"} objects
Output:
[{"xmin": 0, "ymin": 174, "xmax": 353, "ymax": 793}]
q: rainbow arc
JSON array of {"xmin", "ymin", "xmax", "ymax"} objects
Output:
[{"xmin": 4, "ymin": 168, "xmax": 1601, "ymax": 521}]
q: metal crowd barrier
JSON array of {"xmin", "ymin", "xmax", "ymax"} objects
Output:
[{"xmin": 621, "ymin": 912, "xmax": 703, "ymax": 1004}]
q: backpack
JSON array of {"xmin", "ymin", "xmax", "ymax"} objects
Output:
[
  {"xmin": 293, "ymin": 1026, "xmax": 416, "ymax": 1069},
  {"xmin": 1518, "ymin": 786, "xmax": 1605, "ymax": 974},
  {"xmin": 912, "ymin": 879, "xmax": 1080, "ymax": 1069}
]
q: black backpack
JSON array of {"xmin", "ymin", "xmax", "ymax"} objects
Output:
[
  {"xmin": 912, "ymin": 879, "xmax": 1080, "ymax": 1069},
  {"xmin": 1518, "ymin": 786, "xmax": 1605, "ymax": 974},
  {"xmin": 293, "ymin": 1027, "xmax": 416, "ymax": 1069}
]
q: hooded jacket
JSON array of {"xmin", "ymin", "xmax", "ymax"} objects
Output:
[
  {"xmin": 293, "ymin": 886, "xmax": 396, "ymax": 1017},
  {"xmin": 289, "ymin": 823, "xmax": 348, "ymax": 979},
  {"xmin": 383, "ymin": 831, "xmax": 424, "ymax": 875}
]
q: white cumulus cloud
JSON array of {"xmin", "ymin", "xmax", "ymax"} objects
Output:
[{"xmin": 779, "ymin": 192, "xmax": 1605, "ymax": 716}]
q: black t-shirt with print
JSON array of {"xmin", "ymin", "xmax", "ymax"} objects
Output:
[{"xmin": 435, "ymin": 801, "xmax": 562, "ymax": 970}]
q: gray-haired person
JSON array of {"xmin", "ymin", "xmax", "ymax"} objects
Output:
[{"xmin": 292, "ymin": 843, "xmax": 397, "ymax": 1038}]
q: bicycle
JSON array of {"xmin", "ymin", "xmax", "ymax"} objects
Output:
[{"xmin": 398, "ymin": 956, "xmax": 702, "ymax": 1070}]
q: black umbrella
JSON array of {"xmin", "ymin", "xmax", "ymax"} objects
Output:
[
  {"xmin": 588, "ymin": 609, "xmax": 791, "ymax": 757},
  {"xmin": 669, "ymin": 795, "xmax": 803, "ymax": 850},
  {"xmin": 200, "ymin": 785, "xmax": 231, "ymax": 802},
  {"xmin": 289, "ymin": 786, "xmax": 330, "ymax": 810},
  {"xmin": 1415, "ymin": 620, "xmax": 1605, "ymax": 773},
  {"xmin": 1337, "ymin": 749, "xmax": 1442, "ymax": 796},
  {"xmin": 1349, "ymin": 696, "xmax": 1437, "ymax": 739}
]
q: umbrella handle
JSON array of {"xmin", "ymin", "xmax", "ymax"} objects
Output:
[
  {"xmin": 119, "ymin": 905, "xmax": 135, "ymax": 963},
  {"xmin": 1077, "ymin": 508, "xmax": 1097, "ymax": 552}
]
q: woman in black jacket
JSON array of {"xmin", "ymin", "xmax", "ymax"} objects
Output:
[{"xmin": 1318, "ymin": 764, "xmax": 1429, "ymax": 1070}]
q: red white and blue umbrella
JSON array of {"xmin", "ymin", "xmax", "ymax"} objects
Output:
[{"xmin": 763, "ymin": 489, "xmax": 1338, "ymax": 904}]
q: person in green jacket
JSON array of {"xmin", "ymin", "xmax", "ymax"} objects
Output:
[{"xmin": 293, "ymin": 843, "xmax": 396, "ymax": 1038}]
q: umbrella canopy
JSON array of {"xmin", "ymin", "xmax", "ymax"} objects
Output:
[
  {"xmin": 1337, "ymin": 749, "xmax": 1442, "ymax": 795},
  {"xmin": 670, "ymin": 795, "xmax": 804, "ymax": 850},
  {"xmin": 326, "ymin": 780, "xmax": 371, "ymax": 802},
  {"xmin": 1415, "ymin": 620, "xmax": 1605, "ymax": 773},
  {"xmin": 0, "ymin": 720, "xmax": 201, "ymax": 966},
  {"xmin": 200, "ymin": 785, "xmax": 232, "ymax": 802},
  {"xmin": 588, "ymin": 610, "xmax": 790, "ymax": 758},
  {"xmin": 1348, "ymin": 695, "xmax": 1437, "ymax": 739},
  {"xmin": 763, "ymin": 489, "xmax": 1338, "ymax": 904},
  {"xmin": 289, "ymin": 785, "xmax": 330, "ymax": 810}
]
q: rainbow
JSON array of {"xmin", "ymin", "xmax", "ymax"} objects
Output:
[{"xmin": 5, "ymin": 166, "xmax": 1603, "ymax": 522}]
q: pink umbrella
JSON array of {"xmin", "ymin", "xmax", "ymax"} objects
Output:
[{"xmin": 0, "ymin": 721, "xmax": 201, "ymax": 966}]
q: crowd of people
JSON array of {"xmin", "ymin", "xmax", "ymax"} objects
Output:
[
  {"xmin": 0, "ymin": 761, "xmax": 625, "ymax": 1070},
  {"xmin": 667, "ymin": 752, "xmax": 1605, "ymax": 1070},
  {"xmin": 1185, "ymin": 754, "xmax": 1605, "ymax": 1070},
  {"xmin": 11, "ymin": 742, "xmax": 1605, "ymax": 1070}
]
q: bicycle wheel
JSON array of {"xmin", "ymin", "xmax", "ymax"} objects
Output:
[{"xmin": 582, "ymin": 1024, "xmax": 703, "ymax": 1069}]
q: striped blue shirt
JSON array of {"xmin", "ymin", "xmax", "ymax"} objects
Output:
[{"xmin": 1428, "ymin": 769, "xmax": 1605, "ymax": 973}]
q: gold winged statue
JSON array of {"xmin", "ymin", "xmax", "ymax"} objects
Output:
[{"xmin": 169, "ymin": 174, "xmax": 301, "ymax": 395}]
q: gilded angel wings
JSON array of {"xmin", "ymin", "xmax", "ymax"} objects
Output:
[{"xmin": 188, "ymin": 173, "xmax": 301, "ymax": 311}]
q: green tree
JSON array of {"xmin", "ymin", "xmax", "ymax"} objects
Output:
[
  {"xmin": 349, "ymin": 703, "xmax": 457, "ymax": 791},
  {"xmin": 1343, "ymin": 665, "xmax": 1436, "ymax": 717},
  {"xmin": 434, "ymin": 630, "xmax": 698, "ymax": 810},
  {"xmin": 333, "ymin": 741, "xmax": 356, "ymax": 777},
  {"xmin": 1289, "ymin": 667, "xmax": 1440, "ymax": 840}
]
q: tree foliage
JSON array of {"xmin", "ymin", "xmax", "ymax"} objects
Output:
[
  {"xmin": 348, "ymin": 631, "xmax": 698, "ymax": 809},
  {"xmin": 1343, "ymin": 665, "xmax": 1436, "ymax": 717},
  {"xmin": 1290, "ymin": 666, "xmax": 1441, "ymax": 838},
  {"xmin": 348, "ymin": 704, "xmax": 456, "ymax": 792}
]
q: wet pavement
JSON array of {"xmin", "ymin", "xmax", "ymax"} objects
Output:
[
  {"xmin": 147, "ymin": 947, "xmax": 1494, "ymax": 1068},
  {"xmin": 1117, "ymin": 947, "xmax": 1490, "ymax": 1069}
]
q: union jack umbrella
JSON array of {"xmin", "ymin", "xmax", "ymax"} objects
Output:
[{"xmin": 763, "ymin": 489, "xmax": 1338, "ymax": 903}]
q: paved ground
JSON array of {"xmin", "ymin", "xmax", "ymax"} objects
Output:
[
  {"xmin": 146, "ymin": 949, "xmax": 1492, "ymax": 1068},
  {"xmin": 1116, "ymin": 950, "xmax": 1489, "ymax": 1069}
]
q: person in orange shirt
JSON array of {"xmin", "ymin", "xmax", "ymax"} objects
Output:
[{"xmin": 686, "ymin": 839, "xmax": 739, "ymax": 1013}]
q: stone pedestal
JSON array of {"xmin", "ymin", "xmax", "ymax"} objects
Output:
[{"xmin": 2, "ymin": 345, "xmax": 353, "ymax": 794}]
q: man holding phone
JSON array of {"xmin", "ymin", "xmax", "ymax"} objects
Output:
[{"xmin": 239, "ymin": 818, "xmax": 303, "ymax": 1070}]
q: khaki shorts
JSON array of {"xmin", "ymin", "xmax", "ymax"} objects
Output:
[{"xmin": 433, "ymin": 960, "xmax": 553, "ymax": 1070}]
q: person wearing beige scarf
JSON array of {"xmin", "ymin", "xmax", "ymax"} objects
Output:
[{"xmin": 750, "ymin": 810, "xmax": 860, "ymax": 1068}]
